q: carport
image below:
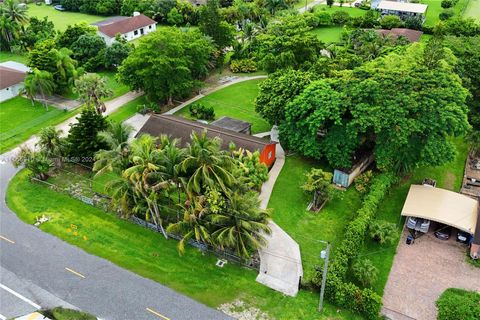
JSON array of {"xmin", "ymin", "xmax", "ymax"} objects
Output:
[{"xmin": 401, "ymin": 185, "xmax": 479, "ymax": 257}]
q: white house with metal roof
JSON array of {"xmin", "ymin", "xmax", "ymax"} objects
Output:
[{"xmin": 377, "ymin": 1, "xmax": 428, "ymax": 21}]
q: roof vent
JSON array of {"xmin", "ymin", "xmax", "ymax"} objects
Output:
[{"xmin": 133, "ymin": 11, "xmax": 140, "ymax": 16}]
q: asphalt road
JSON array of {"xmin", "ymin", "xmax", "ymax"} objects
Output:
[{"xmin": 0, "ymin": 152, "xmax": 231, "ymax": 320}]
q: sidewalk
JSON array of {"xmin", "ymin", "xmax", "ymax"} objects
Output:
[{"xmin": 1, "ymin": 91, "xmax": 142, "ymax": 161}]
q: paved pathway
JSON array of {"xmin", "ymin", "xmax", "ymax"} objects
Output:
[
  {"xmin": 382, "ymin": 230, "xmax": 480, "ymax": 320},
  {"xmin": 298, "ymin": 0, "xmax": 325, "ymax": 13},
  {"xmin": 254, "ymin": 130, "xmax": 303, "ymax": 297},
  {"xmin": 0, "ymin": 90, "xmax": 230, "ymax": 320}
]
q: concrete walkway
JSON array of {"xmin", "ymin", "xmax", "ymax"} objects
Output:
[
  {"xmin": 165, "ymin": 75, "xmax": 267, "ymax": 115},
  {"xmin": 298, "ymin": 0, "xmax": 325, "ymax": 13},
  {"xmin": 255, "ymin": 131, "xmax": 303, "ymax": 297},
  {"xmin": 2, "ymin": 91, "xmax": 143, "ymax": 159},
  {"xmin": 32, "ymin": 94, "xmax": 82, "ymax": 110}
]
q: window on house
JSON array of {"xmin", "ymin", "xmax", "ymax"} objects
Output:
[
  {"xmin": 140, "ymin": 28, "xmax": 144, "ymax": 35},
  {"xmin": 149, "ymin": 25, "xmax": 152, "ymax": 29},
  {"xmin": 134, "ymin": 30, "xmax": 138, "ymax": 36}
]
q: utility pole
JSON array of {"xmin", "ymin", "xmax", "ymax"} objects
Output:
[{"xmin": 318, "ymin": 242, "xmax": 331, "ymax": 313}]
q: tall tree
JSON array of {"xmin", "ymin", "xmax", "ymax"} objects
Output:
[
  {"xmin": 23, "ymin": 69, "xmax": 56, "ymax": 110},
  {"xmin": 36, "ymin": 127, "xmax": 66, "ymax": 167},
  {"xmin": 180, "ymin": 131, "xmax": 234, "ymax": 196},
  {"xmin": 56, "ymin": 22, "xmax": 96, "ymax": 49},
  {"xmin": 253, "ymin": 14, "xmax": 323, "ymax": 72},
  {"xmin": 280, "ymin": 44, "xmax": 470, "ymax": 172},
  {"xmin": 211, "ymin": 191, "xmax": 270, "ymax": 258},
  {"xmin": 0, "ymin": 0, "xmax": 29, "ymax": 50},
  {"xmin": 117, "ymin": 28, "xmax": 214, "ymax": 105},
  {"xmin": 71, "ymin": 34, "xmax": 107, "ymax": 71},
  {"xmin": 74, "ymin": 73, "xmax": 113, "ymax": 114},
  {"xmin": 199, "ymin": 0, "xmax": 235, "ymax": 49},
  {"xmin": 66, "ymin": 107, "xmax": 108, "ymax": 162}
]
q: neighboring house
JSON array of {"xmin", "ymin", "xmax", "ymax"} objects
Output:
[
  {"xmin": 136, "ymin": 115, "xmax": 277, "ymax": 168},
  {"xmin": 375, "ymin": 28, "xmax": 424, "ymax": 42},
  {"xmin": 376, "ymin": 1, "xmax": 428, "ymax": 21},
  {"xmin": 210, "ymin": 116, "xmax": 252, "ymax": 135},
  {"xmin": 0, "ymin": 65, "xmax": 27, "ymax": 102},
  {"xmin": 92, "ymin": 13, "xmax": 157, "ymax": 46}
]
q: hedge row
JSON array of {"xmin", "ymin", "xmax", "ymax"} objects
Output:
[
  {"xmin": 315, "ymin": 173, "xmax": 397, "ymax": 319},
  {"xmin": 436, "ymin": 288, "xmax": 480, "ymax": 320}
]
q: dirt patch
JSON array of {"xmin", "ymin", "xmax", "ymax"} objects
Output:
[
  {"xmin": 382, "ymin": 229, "xmax": 480, "ymax": 320},
  {"xmin": 218, "ymin": 300, "xmax": 271, "ymax": 320}
]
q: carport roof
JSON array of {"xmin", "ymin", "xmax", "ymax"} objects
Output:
[{"xmin": 401, "ymin": 185, "xmax": 478, "ymax": 234}]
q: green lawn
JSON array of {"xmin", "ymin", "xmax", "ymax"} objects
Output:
[
  {"xmin": 27, "ymin": 4, "xmax": 106, "ymax": 31},
  {"xmin": 0, "ymin": 96, "xmax": 77, "ymax": 153},
  {"xmin": 7, "ymin": 169, "xmax": 362, "ymax": 320},
  {"xmin": 310, "ymin": 26, "xmax": 345, "ymax": 43},
  {"xmin": 314, "ymin": 5, "xmax": 369, "ymax": 17},
  {"xmin": 268, "ymin": 155, "xmax": 363, "ymax": 281},
  {"xmin": 358, "ymin": 137, "xmax": 469, "ymax": 296},
  {"xmin": 98, "ymin": 71, "xmax": 130, "ymax": 100},
  {"xmin": 107, "ymin": 95, "xmax": 146, "ymax": 124},
  {"xmin": 175, "ymin": 79, "xmax": 271, "ymax": 134},
  {"xmin": 464, "ymin": 0, "xmax": 480, "ymax": 19},
  {"xmin": 0, "ymin": 51, "xmax": 28, "ymax": 64},
  {"xmin": 423, "ymin": 0, "xmax": 471, "ymax": 26}
]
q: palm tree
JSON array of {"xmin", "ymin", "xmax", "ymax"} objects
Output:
[
  {"xmin": 1, "ymin": 0, "xmax": 29, "ymax": 25},
  {"xmin": 264, "ymin": 0, "xmax": 288, "ymax": 15},
  {"xmin": 166, "ymin": 195, "xmax": 212, "ymax": 254},
  {"xmin": 180, "ymin": 131, "xmax": 234, "ymax": 197},
  {"xmin": 210, "ymin": 191, "xmax": 271, "ymax": 258},
  {"xmin": 36, "ymin": 126, "xmax": 66, "ymax": 167},
  {"xmin": 158, "ymin": 136, "xmax": 186, "ymax": 204},
  {"xmin": 93, "ymin": 122, "xmax": 133, "ymax": 176},
  {"xmin": 54, "ymin": 47, "xmax": 79, "ymax": 92},
  {"xmin": 123, "ymin": 135, "xmax": 170, "ymax": 237},
  {"xmin": 23, "ymin": 68, "xmax": 55, "ymax": 110},
  {"xmin": 0, "ymin": 15, "xmax": 19, "ymax": 50},
  {"xmin": 75, "ymin": 73, "xmax": 113, "ymax": 114}
]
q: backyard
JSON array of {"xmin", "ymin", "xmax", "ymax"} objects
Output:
[
  {"xmin": 422, "ymin": 0, "xmax": 471, "ymax": 25},
  {"xmin": 310, "ymin": 26, "xmax": 345, "ymax": 43},
  {"xmin": 27, "ymin": 4, "xmax": 106, "ymax": 31},
  {"xmin": 0, "ymin": 97, "xmax": 77, "ymax": 153},
  {"xmin": 0, "ymin": 51, "xmax": 28, "ymax": 64},
  {"xmin": 175, "ymin": 79, "xmax": 271, "ymax": 134}
]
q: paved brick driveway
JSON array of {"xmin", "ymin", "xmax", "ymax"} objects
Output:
[{"xmin": 382, "ymin": 229, "xmax": 480, "ymax": 320}]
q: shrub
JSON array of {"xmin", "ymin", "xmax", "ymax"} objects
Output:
[
  {"xmin": 232, "ymin": 149, "xmax": 269, "ymax": 190},
  {"xmin": 302, "ymin": 168, "xmax": 335, "ymax": 210},
  {"xmin": 380, "ymin": 15, "xmax": 404, "ymax": 29},
  {"xmin": 369, "ymin": 220, "xmax": 398, "ymax": 244},
  {"xmin": 439, "ymin": 9, "xmax": 455, "ymax": 20},
  {"xmin": 405, "ymin": 16, "xmax": 423, "ymax": 30},
  {"xmin": 441, "ymin": 0, "xmax": 453, "ymax": 8},
  {"xmin": 303, "ymin": 12, "xmax": 320, "ymax": 28},
  {"xmin": 230, "ymin": 59, "xmax": 257, "ymax": 73},
  {"xmin": 354, "ymin": 170, "xmax": 373, "ymax": 194},
  {"xmin": 313, "ymin": 173, "xmax": 397, "ymax": 319},
  {"xmin": 315, "ymin": 11, "xmax": 332, "ymax": 25},
  {"xmin": 352, "ymin": 258, "xmax": 378, "ymax": 287},
  {"xmin": 331, "ymin": 11, "xmax": 351, "ymax": 25},
  {"xmin": 436, "ymin": 288, "xmax": 480, "ymax": 320},
  {"xmin": 189, "ymin": 103, "xmax": 215, "ymax": 120}
]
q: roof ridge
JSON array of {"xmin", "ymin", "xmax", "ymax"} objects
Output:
[{"xmin": 157, "ymin": 114, "xmax": 273, "ymax": 145}]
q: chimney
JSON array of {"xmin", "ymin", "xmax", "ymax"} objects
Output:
[{"xmin": 133, "ymin": 11, "xmax": 140, "ymax": 17}]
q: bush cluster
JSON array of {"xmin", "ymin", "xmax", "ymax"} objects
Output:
[
  {"xmin": 230, "ymin": 59, "xmax": 257, "ymax": 73},
  {"xmin": 436, "ymin": 288, "xmax": 480, "ymax": 320},
  {"xmin": 312, "ymin": 173, "xmax": 397, "ymax": 319},
  {"xmin": 189, "ymin": 103, "xmax": 215, "ymax": 120}
]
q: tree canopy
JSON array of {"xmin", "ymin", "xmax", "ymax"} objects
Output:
[
  {"xmin": 279, "ymin": 44, "xmax": 470, "ymax": 172},
  {"xmin": 117, "ymin": 28, "xmax": 214, "ymax": 104}
]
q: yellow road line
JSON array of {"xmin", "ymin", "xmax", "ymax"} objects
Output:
[
  {"xmin": 146, "ymin": 307, "xmax": 171, "ymax": 320},
  {"xmin": 0, "ymin": 235, "xmax": 15, "ymax": 244},
  {"xmin": 65, "ymin": 267, "xmax": 86, "ymax": 279}
]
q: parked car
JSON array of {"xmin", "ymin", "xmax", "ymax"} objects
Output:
[
  {"xmin": 456, "ymin": 231, "xmax": 471, "ymax": 244},
  {"xmin": 434, "ymin": 225, "xmax": 452, "ymax": 240},
  {"xmin": 407, "ymin": 217, "xmax": 430, "ymax": 233},
  {"xmin": 54, "ymin": 5, "xmax": 65, "ymax": 11}
]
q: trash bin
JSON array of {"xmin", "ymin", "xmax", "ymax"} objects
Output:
[{"xmin": 406, "ymin": 235, "xmax": 414, "ymax": 245}]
